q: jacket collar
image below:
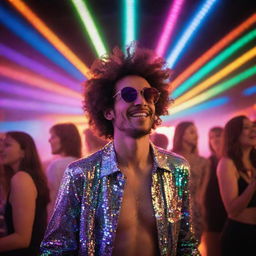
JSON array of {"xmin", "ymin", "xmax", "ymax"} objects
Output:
[{"xmin": 100, "ymin": 141, "xmax": 171, "ymax": 178}]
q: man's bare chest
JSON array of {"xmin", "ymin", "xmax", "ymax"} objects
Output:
[{"xmin": 117, "ymin": 174, "xmax": 156, "ymax": 227}]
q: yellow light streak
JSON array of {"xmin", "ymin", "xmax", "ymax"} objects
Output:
[{"xmin": 174, "ymin": 47, "xmax": 256, "ymax": 106}]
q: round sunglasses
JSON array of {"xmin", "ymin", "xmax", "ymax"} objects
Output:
[{"xmin": 113, "ymin": 87, "xmax": 161, "ymax": 104}]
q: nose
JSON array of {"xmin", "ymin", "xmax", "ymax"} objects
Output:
[{"xmin": 133, "ymin": 90, "xmax": 147, "ymax": 105}]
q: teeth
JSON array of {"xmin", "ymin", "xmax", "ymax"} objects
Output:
[{"xmin": 131, "ymin": 113, "xmax": 147, "ymax": 117}]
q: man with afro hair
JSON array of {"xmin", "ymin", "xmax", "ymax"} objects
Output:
[{"xmin": 40, "ymin": 45, "xmax": 199, "ymax": 256}]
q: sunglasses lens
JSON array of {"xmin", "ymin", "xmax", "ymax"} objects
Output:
[
  {"xmin": 144, "ymin": 88, "xmax": 160, "ymax": 103},
  {"xmin": 121, "ymin": 87, "xmax": 137, "ymax": 102},
  {"xmin": 119, "ymin": 87, "xmax": 160, "ymax": 103}
]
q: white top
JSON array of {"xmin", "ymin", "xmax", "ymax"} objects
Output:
[{"xmin": 46, "ymin": 156, "xmax": 77, "ymax": 221}]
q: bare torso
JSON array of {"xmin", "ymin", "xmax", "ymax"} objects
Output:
[{"xmin": 112, "ymin": 169, "xmax": 160, "ymax": 256}]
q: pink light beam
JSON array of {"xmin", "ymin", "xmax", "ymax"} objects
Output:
[{"xmin": 156, "ymin": 0, "xmax": 185, "ymax": 57}]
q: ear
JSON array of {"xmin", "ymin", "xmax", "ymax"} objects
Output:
[{"xmin": 104, "ymin": 109, "xmax": 115, "ymax": 120}]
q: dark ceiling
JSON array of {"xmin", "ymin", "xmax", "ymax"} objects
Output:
[{"xmin": 1, "ymin": 0, "xmax": 255, "ymax": 76}]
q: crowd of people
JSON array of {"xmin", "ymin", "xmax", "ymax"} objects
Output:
[{"xmin": 0, "ymin": 45, "xmax": 255, "ymax": 255}]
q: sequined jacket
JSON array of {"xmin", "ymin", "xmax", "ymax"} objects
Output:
[{"xmin": 40, "ymin": 142, "xmax": 199, "ymax": 256}]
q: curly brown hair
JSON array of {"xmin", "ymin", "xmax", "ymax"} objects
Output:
[{"xmin": 83, "ymin": 45, "xmax": 172, "ymax": 139}]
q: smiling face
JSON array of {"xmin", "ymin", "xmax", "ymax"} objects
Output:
[
  {"xmin": 105, "ymin": 75, "xmax": 156, "ymax": 139},
  {"xmin": 239, "ymin": 118, "xmax": 256, "ymax": 148},
  {"xmin": 1, "ymin": 135, "xmax": 24, "ymax": 169}
]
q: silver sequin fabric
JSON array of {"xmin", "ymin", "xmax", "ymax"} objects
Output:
[{"xmin": 40, "ymin": 142, "xmax": 199, "ymax": 256}]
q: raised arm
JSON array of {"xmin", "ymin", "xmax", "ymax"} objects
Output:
[{"xmin": 0, "ymin": 171, "xmax": 37, "ymax": 251}]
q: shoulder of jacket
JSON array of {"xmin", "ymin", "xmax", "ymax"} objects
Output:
[
  {"xmin": 67, "ymin": 149, "xmax": 103, "ymax": 173},
  {"xmin": 156, "ymin": 147, "xmax": 190, "ymax": 170},
  {"xmin": 161, "ymin": 147, "xmax": 188, "ymax": 161}
]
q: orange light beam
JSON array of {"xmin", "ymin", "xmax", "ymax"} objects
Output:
[
  {"xmin": 174, "ymin": 47, "xmax": 256, "ymax": 106},
  {"xmin": 0, "ymin": 65, "xmax": 82, "ymax": 99},
  {"xmin": 8, "ymin": 0, "xmax": 92, "ymax": 78},
  {"xmin": 170, "ymin": 13, "xmax": 256, "ymax": 90}
]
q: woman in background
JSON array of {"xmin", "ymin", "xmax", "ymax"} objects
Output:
[
  {"xmin": 46, "ymin": 123, "xmax": 82, "ymax": 219},
  {"xmin": 204, "ymin": 127, "xmax": 226, "ymax": 256},
  {"xmin": 173, "ymin": 121, "xmax": 209, "ymax": 242},
  {"xmin": 0, "ymin": 131, "xmax": 50, "ymax": 255},
  {"xmin": 217, "ymin": 115, "xmax": 256, "ymax": 255}
]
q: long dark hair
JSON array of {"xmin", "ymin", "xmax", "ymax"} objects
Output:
[
  {"xmin": 4, "ymin": 131, "xmax": 50, "ymax": 205},
  {"xmin": 50, "ymin": 123, "xmax": 82, "ymax": 158},
  {"xmin": 223, "ymin": 115, "xmax": 256, "ymax": 173},
  {"xmin": 172, "ymin": 121, "xmax": 197, "ymax": 154}
]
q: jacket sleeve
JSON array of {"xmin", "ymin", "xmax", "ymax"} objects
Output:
[
  {"xmin": 40, "ymin": 166, "xmax": 82, "ymax": 255},
  {"xmin": 176, "ymin": 165, "xmax": 200, "ymax": 256}
]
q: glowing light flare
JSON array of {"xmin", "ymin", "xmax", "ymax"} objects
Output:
[
  {"xmin": 0, "ymin": 5, "xmax": 85, "ymax": 80},
  {"xmin": 0, "ymin": 43, "xmax": 81, "ymax": 91},
  {"xmin": 163, "ymin": 97, "xmax": 229, "ymax": 121},
  {"xmin": 167, "ymin": 0, "xmax": 218, "ymax": 68},
  {"xmin": 243, "ymin": 85, "xmax": 256, "ymax": 96},
  {"xmin": 0, "ymin": 120, "xmax": 44, "ymax": 137},
  {"xmin": 169, "ymin": 65, "xmax": 256, "ymax": 114},
  {"xmin": 0, "ymin": 98, "xmax": 83, "ymax": 114},
  {"xmin": 156, "ymin": 0, "xmax": 185, "ymax": 57},
  {"xmin": 170, "ymin": 14, "xmax": 256, "ymax": 89},
  {"xmin": 232, "ymin": 104, "xmax": 256, "ymax": 120},
  {"xmin": 71, "ymin": 0, "xmax": 107, "ymax": 57},
  {"xmin": 7, "ymin": 0, "xmax": 91, "ymax": 78},
  {"xmin": 123, "ymin": 0, "xmax": 137, "ymax": 49},
  {"xmin": 0, "ymin": 81, "xmax": 82, "ymax": 107},
  {"xmin": 41, "ymin": 114, "xmax": 87, "ymax": 125},
  {"xmin": 154, "ymin": 126, "xmax": 175, "ymax": 150},
  {"xmin": 174, "ymin": 47, "xmax": 256, "ymax": 105},
  {"xmin": 0, "ymin": 65, "xmax": 82, "ymax": 99},
  {"xmin": 172, "ymin": 30, "xmax": 256, "ymax": 98}
]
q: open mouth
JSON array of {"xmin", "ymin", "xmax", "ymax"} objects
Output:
[
  {"xmin": 129, "ymin": 108, "xmax": 152, "ymax": 118},
  {"xmin": 130, "ymin": 112, "xmax": 149, "ymax": 118}
]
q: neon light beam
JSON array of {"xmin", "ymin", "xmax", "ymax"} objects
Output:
[
  {"xmin": 0, "ymin": 5, "xmax": 85, "ymax": 81},
  {"xmin": 172, "ymin": 29, "xmax": 256, "ymax": 98},
  {"xmin": 156, "ymin": 0, "xmax": 185, "ymax": 57},
  {"xmin": 174, "ymin": 46, "xmax": 256, "ymax": 105},
  {"xmin": 0, "ymin": 43, "xmax": 81, "ymax": 91},
  {"xmin": 7, "ymin": 0, "xmax": 91, "ymax": 78},
  {"xmin": 71, "ymin": 0, "xmax": 107, "ymax": 57},
  {"xmin": 170, "ymin": 65, "xmax": 256, "ymax": 114},
  {"xmin": 167, "ymin": 0, "xmax": 218, "ymax": 68}
]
